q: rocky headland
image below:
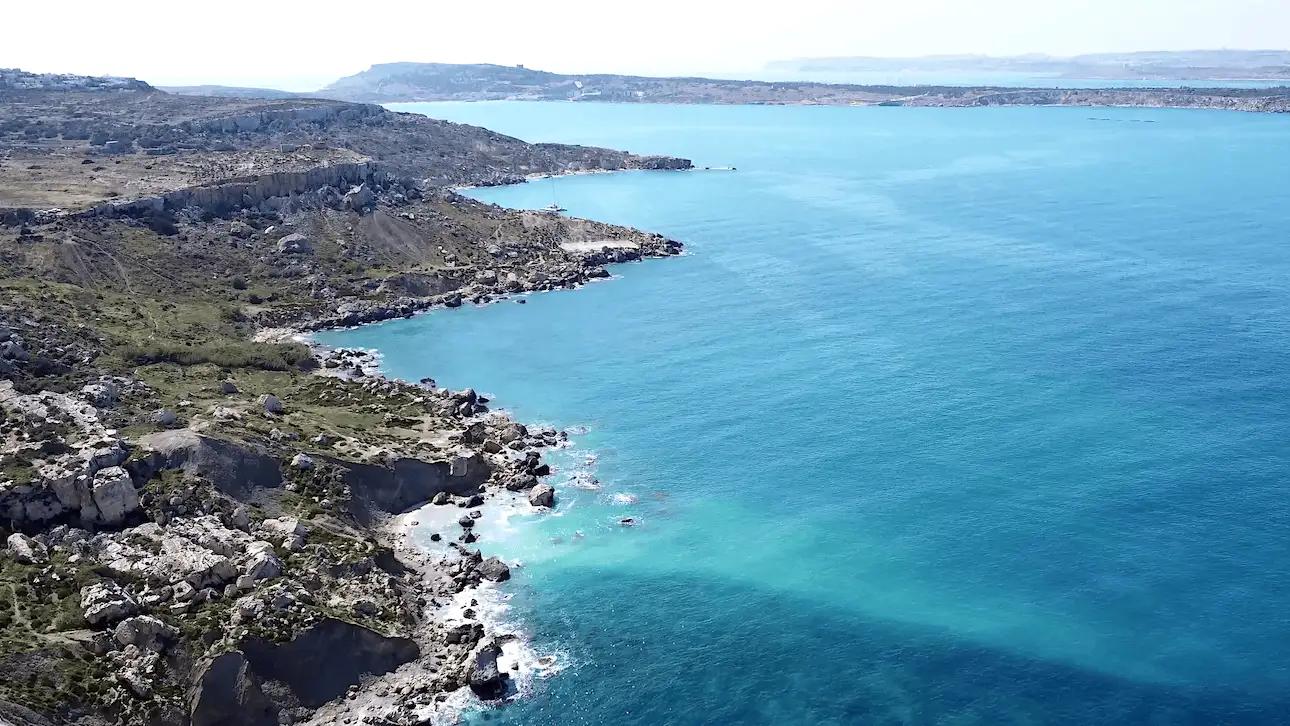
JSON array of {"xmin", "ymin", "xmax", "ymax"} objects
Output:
[{"xmin": 0, "ymin": 72, "xmax": 688, "ymax": 726}]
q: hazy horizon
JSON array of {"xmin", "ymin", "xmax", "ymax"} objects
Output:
[{"xmin": 4, "ymin": 0, "xmax": 1289, "ymax": 91}]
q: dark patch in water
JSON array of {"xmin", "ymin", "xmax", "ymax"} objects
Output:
[{"xmin": 468, "ymin": 573, "xmax": 1290, "ymax": 726}]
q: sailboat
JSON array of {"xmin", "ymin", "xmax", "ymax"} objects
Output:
[{"xmin": 540, "ymin": 176, "xmax": 566, "ymax": 213}]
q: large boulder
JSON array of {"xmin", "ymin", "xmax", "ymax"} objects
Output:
[
  {"xmin": 276, "ymin": 232, "xmax": 312, "ymax": 254},
  {"xmin": 468, "ymin": 641, "xmax": 506, "ymax": 699},
  {"xmin": 476, "ymin": 556, "xmax": 510, "ymax": 582},
  {"xmin": 81, "ymin": 581, "xmax": 139, "ymax": 626},
  {"xmin": 113, "ymin": 615, "xmax": 179, "ymax": 650},
  {"xmin": 89, "ymin": 466, "xmax": 139, "ymax": 526},
  {"xmin": 342, "ymin": 183, "xmax": 376, "ymax": 212},
  {"xmin": 497, "ymin": 422, "xmax": 526, "ymax": 444},
  {"xmin": 527, "ymin": 483, "xmax": 555, "ymax": 508},
  {"xmin": 148, "ymin": 408, "xmax": 178, "ymax": 427},
  {"xmin": 259, "ymin": 517, "xmax": 305, "ymax": 539},
  {"xmin": 0, "ymin": 341, "xmax": 30, "ymax": 361},
  {"xmin": 6, "ymin": 533, "xmax": 48, "ymax": 564},
  {"xmin": 256, "ymin": 394, "xmax": 285, "ymax": 414},
  {"xmin": 242, "ymin": 543, "xmax": 283, "ymax": 581}
]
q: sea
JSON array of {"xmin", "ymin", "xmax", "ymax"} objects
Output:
[{"xmin": 317, "ymin": 102, "xmax": 1290, "ymax": 725}]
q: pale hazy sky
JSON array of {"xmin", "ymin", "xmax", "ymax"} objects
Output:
[{"xmin": 3, "ymin": 0, "xmax": 1288, "ymax": 90}]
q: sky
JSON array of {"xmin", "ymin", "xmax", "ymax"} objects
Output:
[{"xmin": 3, "ymin": 0, "xmax": 1288, "ymax": 90}]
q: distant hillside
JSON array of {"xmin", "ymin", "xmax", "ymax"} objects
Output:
[
  {"xmin": 159, "ymin": 85, "xmax": 306, "ymax": 100},
  {"xmin": 316, "ymin": 61, "xmax": 1290, "ymax": 113},
  {"xmin": 768, "ymin": 50, "xmax": 1290, "ymax": 81}
]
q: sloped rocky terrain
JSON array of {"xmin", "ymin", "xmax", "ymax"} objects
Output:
[
  {"xmin": 0, "ymin": 72, "xmax": 688, "ymax": 726},
  {"xmin": 0, "ymin": 76, "xmax": 690, "ymax": 212}
]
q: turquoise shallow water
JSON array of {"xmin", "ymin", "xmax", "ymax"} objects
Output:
[{"xmin": 319, "ymin": 103, "xmax": 1290, "ymax": 724}]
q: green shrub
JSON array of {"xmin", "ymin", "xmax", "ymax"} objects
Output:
[{"xmin": 118, "ymin": 341, "xmax": 314, "ymax": 371}]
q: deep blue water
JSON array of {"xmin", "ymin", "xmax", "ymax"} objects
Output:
[{"xmin": 319, "ymin": 103, "xmax": 1290, "ymax": 724}]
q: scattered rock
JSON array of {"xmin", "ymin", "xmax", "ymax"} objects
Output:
[
  {"xmin": 149, "ymin": 408, "xmax": 178, "ymax": 427},
  {"xmin": 212, "ymin": 405, "xmax": 243, "ymax": 422},
  {"xmin": 258, "ymin": 394, "xmax": 285, "ymax": 414},
  {"xmin": 220, "ymin": 380, "xmax": 239, "ymax": 394},
  {"xmin": 290, "ymin": 453, "xmax": 314, "ymax": 470}
]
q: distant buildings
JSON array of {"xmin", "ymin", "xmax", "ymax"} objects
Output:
[{"xmin": 0, "ymin": 69, "xmax": 150, "ymax": 92}]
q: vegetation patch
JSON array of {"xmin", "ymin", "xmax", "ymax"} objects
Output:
[{"xmin": 116, "ymin": 340, "xmax": 315, "ymax": 371}]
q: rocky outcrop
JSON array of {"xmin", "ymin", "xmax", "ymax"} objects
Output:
[
  {"xmin": 0, "ymin": 381, "xmax": 140, "ymax": 529},
  {"xmin": 113, "ymin": 615, "xmax": 179, "ymax": 649},
  {"xmin": 81, "ymin": 162, "xmax": 379, "ymax": 220},
  {"xmin": 89, "ymin": 466, "xmax": 138, "ymax": 526},
  {"xmin": 81, "ymin": 580, "xmax": 139, "ymax": 626}
]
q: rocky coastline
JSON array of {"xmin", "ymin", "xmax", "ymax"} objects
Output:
[{"xmin": 0, "ymin": 74, "xmax": 687, "ymax": 726}]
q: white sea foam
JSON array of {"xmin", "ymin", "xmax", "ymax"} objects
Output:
[{"xmin": 409, "ymin": 496, "xmax": 574, "ymax": 725}]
